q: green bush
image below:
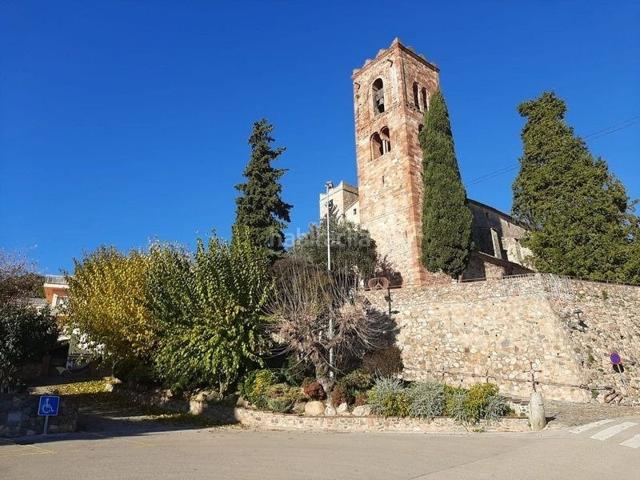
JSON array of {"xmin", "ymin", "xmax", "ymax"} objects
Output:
[
  {"xmin": 445, "ymin": 387, "xmax": 469, "ymax": 422},
  {"xmin": 331, "ymin": 369, "xmax": 374, "ymax": 406},
  {"xmin": 240, "ymin": 369, "xmax": 278, "ymax": 408},
  {"xmin": 466, "ymin": 383, "xmax": 510, "ymax": 422},
  {"xmin": 367, "ymin": 377, "xmax": 410, "ymax": 417},
  {"xmin": 361, "ymin": 346, "xmax": 403, "ymax": 377},
  {"xmin": 443, "ymin": 383, "xmax": 509, "ymax": 423},
  {"xmin": 113, "ymin": 359, "xmax": 157, "ymax": 386},
  {"xmin": 354, "ymin": 391, "xmax": 368, "ymax": 406},
  {"xmin": 265, "ymin": 383, "xmax": 301, "ymax": 413},
  {"xmin": 148, "ymin": 232, "xmax": 272, "ymax": 395},
  {"xmin": 0, "ymin": 304, "xmax": 58, "ymax": 391},
  {"xmin": 407, "ymin": 381, "xmax": 446, "ymax": 419},
  {"xmin": 483, "ymin": 394, "xmax": 510, "ymax": 423}
]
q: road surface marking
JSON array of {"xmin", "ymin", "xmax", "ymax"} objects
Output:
[
  {"xmin": 590, "ymin": 422, "xmax": 638, "ymax": 440},
  {"xmin": 0, "ymin": 440, "xmax": 53, "ymax": 458},
  {"xmin": 570, "ymin": 419, "xmax": 615, "ymax": 434},
  {"xmin": 620, "ymin": 434, "xmax": 640, "ymax": 449}
]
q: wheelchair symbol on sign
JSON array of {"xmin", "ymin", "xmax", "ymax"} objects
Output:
[
  {"xmin": 38, "ymin": 395, "xmax": 59, "ymax": 417},
  {"xmin": 42, "ymin": 398, "xmax": 55, "ymax": 414}
]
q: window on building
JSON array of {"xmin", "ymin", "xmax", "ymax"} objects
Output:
[
  {"xmin": 412, "ymin": 82, "xmax": 420, "ymax": 110},
  {"xmin": 371, "ymin": 132, "xmax": 383, "ymax": 159},
  {"xmin": 421, "ymin": 88, "xmax": 428, "ymax": 110},
  {"xmin": 380, "ymin": 127, "xmax": 391, "ymax": 154},
  {"xmin": 372, "ymin": 78, "xmax": 385, "ymax": 114}
]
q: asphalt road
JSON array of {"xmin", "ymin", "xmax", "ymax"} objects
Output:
[{"xmin": 2, "ymin": 418, "xmax": 639, "ymax": 480}]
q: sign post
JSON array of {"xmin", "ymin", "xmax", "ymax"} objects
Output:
[{"xmin": 38, "ymin": 395, "xmax": 60, "ymax": 435}]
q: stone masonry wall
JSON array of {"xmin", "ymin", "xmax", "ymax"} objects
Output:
[
  {"xmin": 546, "ymin": 278, "xmax": 640, "ymax": 401},
  {"xmin": 0, "ymin": 394, "xmax": 77, "ymax": 437},
  {"xmin": 366, "ymin": 275, "xmax": 640, "ymax": 403}
]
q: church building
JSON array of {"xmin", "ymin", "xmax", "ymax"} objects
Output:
[{"xmin": 320, "ymin": 39, "xmax": 533, "ymax": 285}]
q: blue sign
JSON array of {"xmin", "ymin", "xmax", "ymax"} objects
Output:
[
  {"xmin": 38, "ymin": 395, "xmax": 60, "ymax": 417},
  {"xmin": 610, "ymin": 352, "xmax": 622, "ymax": 365}
]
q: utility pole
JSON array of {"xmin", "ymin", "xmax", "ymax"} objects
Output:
[{"xmin": 325, "ymin": 180, "xmax": 334, "ymax": 379}]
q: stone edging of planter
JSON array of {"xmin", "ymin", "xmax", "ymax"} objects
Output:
[{"xmin": 233, "ymin": 407, "xmax": 530, "ymax": 433}]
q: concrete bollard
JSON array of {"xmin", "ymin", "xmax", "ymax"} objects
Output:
[{"xmin": 529, "ymin": 391, "xmax": 546, "ymax": 431}]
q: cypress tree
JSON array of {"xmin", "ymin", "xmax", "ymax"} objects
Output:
[
  {"xmin": 420, "ymin": 89, "xmax": 473, "ymax": 278},
  {"xmin": 512, "ymin": 92, "xmax": 637, "ymax": 282},
  {"xmin": 234, "ymin": 119, "xmax": 292, "ymax": 258}
]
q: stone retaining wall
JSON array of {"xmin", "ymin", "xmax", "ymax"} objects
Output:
[
  {"xmin": 0, "ymin": 394, "xmax": 77, "ymax": 437},
  {"xmin": 235, "ymin": 408, "xmax": 529, "ymax": 433},
  {"xmin": 365, "ymin": 274, "xmax": 640, "ymax": 403}
]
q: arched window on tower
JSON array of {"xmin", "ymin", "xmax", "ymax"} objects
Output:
[
  {"xmin": 371, "ymin": 132, "xmax": 383, "ymax": 159},
  {"xmin": 413, "ymin": 82, "xmax": 420, "ymax": 110},
  {"xmin": 421, "ymin": 88, "xmax": 428, "ymax": 110},
  {"xmin": 380, "ymin": 127, "xmax": 391, "ymax": 154},
  {"xmin": 372, "ymin": 78, "xmax": 385, "ymax": 114}
]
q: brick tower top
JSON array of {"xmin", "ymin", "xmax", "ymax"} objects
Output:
[{"xmin": 351, "ymin": 38, "xmax": 442, "ymax": 286}]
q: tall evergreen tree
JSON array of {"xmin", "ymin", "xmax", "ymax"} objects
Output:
[
  {"xmin": 234, "ymin": 119, "xmax": 292, "ymax": 258},
  {"xmin": 419, "ymin": 89, "xmax": 473, "ymax": 278},
  {"xmin": 512, "ymin": 92, "xmax": 637, "ymax": 282}
]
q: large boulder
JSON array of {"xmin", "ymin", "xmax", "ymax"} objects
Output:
[
  {"xmin": 336, "ymin": 402, "xmax": 349, "ymax": 415},
  {"xmin": 324, "ymin": 404, "xmax": 337, "ymax": 416},
  {"xmin": 352, "ymin": 405, "xmax": 372, "ymax": 417},
  {"xmin": 189, "ymin": 398, "xmax": 206, "ymax": 415},
  {"xmin": 304, "ymin": 400, "xmax": 325, "ymax": 416}
]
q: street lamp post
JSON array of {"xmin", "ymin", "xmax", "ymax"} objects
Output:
[{"xmin": 325, "ymin": 181, "xmax": 334, "ymax": 379}]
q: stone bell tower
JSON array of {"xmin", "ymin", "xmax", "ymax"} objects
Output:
[{"xmin": 352, "ymin": 38, "xmax": 441, "ymax": 286}]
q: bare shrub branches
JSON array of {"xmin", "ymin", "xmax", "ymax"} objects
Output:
[{"xmin": 268, "ymin": 260, "xmax": 395, "ymax": 381}]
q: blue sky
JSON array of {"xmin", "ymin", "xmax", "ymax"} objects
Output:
[{"xmin": 1, "ymin": 1, "xmax": 639, "ymax": 274}]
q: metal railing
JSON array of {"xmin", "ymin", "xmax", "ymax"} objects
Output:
[{"xmin": 44, "ymin": 275, "xmax": 68, "ymax": 286}]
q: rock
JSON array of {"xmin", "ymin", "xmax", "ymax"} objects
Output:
[
  {"xmin": 304, "ymin": 400, "xmax": 325, "ymax": 416},
  {"xmin": 192, "ymin": 391, "xmax": 208, "ymax": 402},
  {"xmin": 324, "ymin": 405, "xmax": 337, "ymax": 416},
  {"xmin": 189, "ymin": 399, "xmax": 206, "ymax": 415},
  {"xmin": 528, "ymin": 392, "xmax": 546, "ymax": 431},
  {"xmin": 352, "ymin": 405, "xmax": 372, "ymax": 417},
  {"xmin": 292, "ymin": 401, "xmax": 306, "ymax": 415},
  {"xmin": 336, "ymin": 402, "xmax": 349, "ymax": 415}
]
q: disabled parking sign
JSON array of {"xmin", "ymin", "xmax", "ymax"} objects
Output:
[
  {"xmin": 38, "ymin": 395, "xmax": 60, "ymax": 416},
  {"xmin": 38, "ymin": 395, "xmax": 60, "ymax": 435}
]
